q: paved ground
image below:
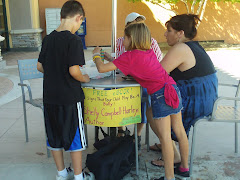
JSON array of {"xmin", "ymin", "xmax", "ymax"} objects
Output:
[{"xmin": 0, "ymin": 48, "xmax": 240, "ymax": 180}]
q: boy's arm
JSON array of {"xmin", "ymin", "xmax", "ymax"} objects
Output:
[
  {"xmin": 69, "ymin": 65, "xmax": 90, "ymax": 83},
  {"xmin": 37, "ymin": 62, "xmax": 44, "ymax": 73}
]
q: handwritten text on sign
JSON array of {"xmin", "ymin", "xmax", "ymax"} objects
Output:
[{"xmin": 83, "ymin": 87, "xmax": 141, "ymax": 127}]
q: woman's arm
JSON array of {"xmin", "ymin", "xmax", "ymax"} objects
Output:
[{"xmin": 160, "ymin": 43, "xmax": 187, "ymax": 73}]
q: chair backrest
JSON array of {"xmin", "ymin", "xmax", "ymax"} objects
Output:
[{"xmin": 18, "ymin": 59, "xmax": 43, "ymax": 82}]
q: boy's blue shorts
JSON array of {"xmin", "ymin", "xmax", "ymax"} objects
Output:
[
  {"xmin": 47, "ymin": 126, "xmax": 86, "ymax": 152},
  {"xmin": 45, "ymin": 102, "xmax": 87, "ymax": 152}
]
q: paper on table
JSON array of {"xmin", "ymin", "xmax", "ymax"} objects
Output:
[{"xmin": 80, "ymin": 60, "xmax": 112, "ymax": 79}]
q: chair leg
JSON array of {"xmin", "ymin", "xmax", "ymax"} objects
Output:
[
  {"xmin": 95, "ymin": 126, "xmax": 99, "ymax": 143},
  {"xmin": 145, "ymin": 122, "xmax": 150, "ymax": 152},
  {"xmin": 21, "ymin": 87, "xmax": 29, "ymax": 142},
  {"xmin": 235, "ymin": 122, "xmax": 238, "ymax": 153},
  {"xmin": 110, "ymin": 127, "xmax": 116, "ymax": 137},
  {"xmin": 135, "ymin": 124, "xmax": 139, "ymax": 176},
  {"xmin": 189, "ymin": 123, "xmax": 197, "ymax": 176},
  {"xmin": 189, "ymin": 118, "xmax": 208, "ymax": 176},
  {"xmin": 145, "ymin": 95, "xmax": 150, "ymax": 151}
]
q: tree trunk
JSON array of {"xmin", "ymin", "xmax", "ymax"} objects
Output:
[{"xmin": 197, "ymin": 0, "xmax": 208, "ymax": 28}]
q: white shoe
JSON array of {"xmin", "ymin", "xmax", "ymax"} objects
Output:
[
  {"xmin": 82, "ymin": 172, "xmax": 95, "ymax": 180},
  {"xmin": 0, "ymin": 35, "xmax": 5, "ymax": 41},
  {"xmin": 56, "ymin": 167, "xmax": 74, "ymax": 180}
]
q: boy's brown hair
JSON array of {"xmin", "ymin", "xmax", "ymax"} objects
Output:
[
  {"xmin": 61, "ymin": 0, "xmax": 85, "ymax": 19},
  {"xmin": 124, "ymin": 23, "xmax": 151, "ymax": 51}
]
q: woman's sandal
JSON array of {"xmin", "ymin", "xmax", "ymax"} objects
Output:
[
  {"xmin": 149, "ymin": 143, "xmax": 162, "ymax": 152},
  {"xmin": 151, "ymin": 157, "xmax": 181, "ymax": 168}
]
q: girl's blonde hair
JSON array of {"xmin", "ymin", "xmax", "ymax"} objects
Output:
[{"xmin": 124, "ymin": 23, "xmax": 151, "ymax": 51}]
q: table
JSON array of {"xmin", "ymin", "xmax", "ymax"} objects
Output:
[
  {"xmin": 82, "ymin": 73, "xmax": 140, "ymax": 88},
  {"xmin": 82, "ymin": 73, "xmax": 141, "ymax": 175}
]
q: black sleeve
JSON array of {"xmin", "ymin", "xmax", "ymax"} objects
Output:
[
  {"xmin": 38, "ymin": 37, "xmax": 47, "ymax": 64},
  {"xmin": 68, "ymin": 37, "xmax": 85, "ymax": 67}
]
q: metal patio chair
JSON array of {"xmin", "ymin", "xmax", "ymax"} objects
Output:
[
  {"xmin": 18, "ymin": 59, "xmax": 50, "ymax": 157},
  {"xmin": 189, "ymin": 81, "xmax": 240, "ymax": 175}
]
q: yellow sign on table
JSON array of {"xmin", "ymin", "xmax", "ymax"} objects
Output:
[{"xmin": 83, "ymin": 87, "xmax": 141, "ymax": 127}]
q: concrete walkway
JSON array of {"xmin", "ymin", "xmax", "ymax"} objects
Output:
[{"xmin": 0, "ymin": 48, "xmax": 239, "ymax": 180}]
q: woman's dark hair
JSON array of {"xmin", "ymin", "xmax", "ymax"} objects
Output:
[
  {"xmin": 165, "ymin": 14, "xmax": 200, "ymax": 40},
  {"xmin": 61, "ymin": 0, "xmax": 85, "ymax": 19}
]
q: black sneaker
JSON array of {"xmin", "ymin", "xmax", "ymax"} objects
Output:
[
  {"xmin": 83, "ymin": 171, "xmax": 95, "ymax": 180},
  {"xmin": 153, "ymin": 177, "xmax": 164, "ymax": 180},
  {"xmin": 174, "ymin": 166, "xmax": 190, "ymax": 180}
]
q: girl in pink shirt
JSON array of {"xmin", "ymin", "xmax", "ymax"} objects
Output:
[
  {"xmin": 104, "ymin": 12, "xmax": 163, "ymax": 147},
  {"xmin": 92, "ymin": 23, "xmax": 189, "ymax": 180}
]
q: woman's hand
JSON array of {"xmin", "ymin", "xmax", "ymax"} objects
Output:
[
  {"xmin": 93, "ymin": 47, "xmax": 101, "ymax": 54},
  {"xmin": 104, "ymin": 52, "xmax": 114, "ymax": 62}
]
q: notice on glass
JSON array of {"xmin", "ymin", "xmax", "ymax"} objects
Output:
[{"xmin": 83, "ymin": 87, "xmax": 141, "ymax": 127}]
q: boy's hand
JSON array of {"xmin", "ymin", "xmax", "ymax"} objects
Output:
[
  {"xmin": 37, "ymin": 62, "xmax": 44, "ymax": 73},
  {"xmin": 69, "ymin": 65, "xmax": 90, "ymax": 83},
  {"xmin": 93, "ymin": 47, "xmax": 101, "ymax": 54},
  {"xmin": 104, "ymin": 52, "xmax": 114, "ymax": 62},
  {"xmin": 83, "ymin": 74, "xmax": 90, "ymax": 83}
]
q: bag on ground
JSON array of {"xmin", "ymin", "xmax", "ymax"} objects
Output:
[{"xmin": 86, "ymin": 135, "xmax": 135, "ymax": 180}]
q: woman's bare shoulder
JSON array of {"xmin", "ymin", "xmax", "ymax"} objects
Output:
[
  {"xmin": 170, "ymin": 43, "xmax": 190, "ymax": 53},
  {"xmin": 161, "ymin": 43, "xmax": 193, "ymax": 73}
]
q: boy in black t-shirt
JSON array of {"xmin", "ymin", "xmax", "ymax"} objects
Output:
[{"xmin": 37, "ymin": 1, "xmax": 93, "ymax": 180}]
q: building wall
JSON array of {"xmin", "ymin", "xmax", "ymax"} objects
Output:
[
  {"xmin": 38, "ymin": 0, "xmax": 240, "ymax": 45},
  {"xmin": 6, "ymin": 0, "xmax": 42, "ymax": 50},
  {"xmin": 30, "ymin": 0, "xmax": 41, "ymax": 29},
  {"xmin": 199, "ymin": 2, "xmax": 240, "ymax": 44},
  {"xmin": 9, "ymin": 0, "xmax": 32, "ymax": 30}
]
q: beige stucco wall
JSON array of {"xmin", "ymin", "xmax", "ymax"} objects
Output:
[
  {"xmin": 197, "ymin": 2, "xmax": 240, "ymax": 44},
  {"xmin": 38, "ymin": 0, "xmax": 240, "ymax": 46}
]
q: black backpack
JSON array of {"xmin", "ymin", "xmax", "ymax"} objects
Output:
[{"xmin": 86, "ymin": 128, "xmax": 135, "ymax": 180}]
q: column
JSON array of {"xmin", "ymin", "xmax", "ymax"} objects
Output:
[{"xmin": 7, "ymin": 0, "xmax": 42, "ymax": 50}]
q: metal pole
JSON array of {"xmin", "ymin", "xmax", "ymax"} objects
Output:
[
  {"xmin": 135, "ymin": 124, "xmax": 139, "ymax": 175},
  {"xmin": 112, "ymin": 0, "xmax": 117, "ymax": 77},
  {"xmin": 234, "ymin": 80, "xmax": 240, "ymax": 153}
]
